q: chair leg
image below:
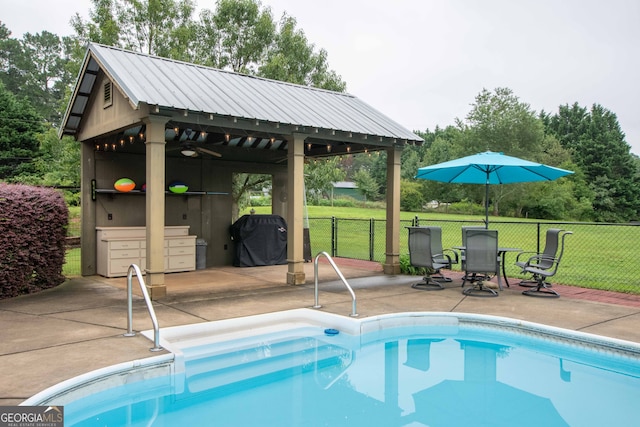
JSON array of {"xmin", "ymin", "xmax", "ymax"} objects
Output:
[
  {"xmin": 522, "ymin": 275, "xmax": 559, "ymax": 298},
  {"xmin": 431, "ymin": 271, "xmax": 453, "ymax": 283},
  {"xmin": 461, "ymin": 274, "xmax": 497, "ymax": 297},
  {"xmin": 518, "ymin": 277, "xmax": 538, "ymax": 288},
  {"xmin": 412, "ymin": 274, "xmax": 445, "ymax": 290},
  {"xmin": 462, "ymin": 280, "xmax": 498, "ymax": 297}
]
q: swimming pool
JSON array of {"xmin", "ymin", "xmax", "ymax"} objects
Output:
[{"xmin": 24, "ymin": 310, "xmax": 640, "ymax": 426}]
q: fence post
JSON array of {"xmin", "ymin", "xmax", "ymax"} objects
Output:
[
  {"xmin": 369, "ymin": 218, "xmax": 375, "ymax": 261},
  {"xmin": 536, "ymin": 222, "xmax": 541, "ymax": 253},
  {"xmin": 331, "ymin": 216, "xmax": 337, "ymax": 257},
  {"xmin": 414, "ymin": 215, "xmax": 419, "ymax": 226}
]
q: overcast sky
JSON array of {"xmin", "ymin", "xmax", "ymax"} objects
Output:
[{"xmin": 4, "ymin": 0, "xmax": 640, "ymax": 153}]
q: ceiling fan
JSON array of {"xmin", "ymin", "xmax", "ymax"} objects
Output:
[
  {"xmin": 166, "ymin": 127, "xmax": 223, "ymax": 158},
  {"xmin": 177, "ymin": 142, "xmax": 222, "ymax": 158}
]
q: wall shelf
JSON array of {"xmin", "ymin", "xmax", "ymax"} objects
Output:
[{"xmin": 92, "ymin": 188, "xmax": 228, "ymax": 200}]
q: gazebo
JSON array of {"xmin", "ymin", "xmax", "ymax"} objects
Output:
[{"xmin": 60, "ymin": 43, "xmax": 423, "ymax": 298}]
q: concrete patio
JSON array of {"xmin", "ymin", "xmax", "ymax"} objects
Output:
[{"xmin": 2, "ymin": 258, "xmax": 640, "ymax": 406}]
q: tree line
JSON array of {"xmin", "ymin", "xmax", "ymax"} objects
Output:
[{"xmin": 1, "ymin": 0, "xmax": 639, "ymax": 222}]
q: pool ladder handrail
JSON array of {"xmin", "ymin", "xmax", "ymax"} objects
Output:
[
  {"xmin": 124, "ymin": 264, "xmax": 163, "ymax": 352},
  {"xmin": 313, "ymin": 251, "xmax": 358, "ymax": 317}
]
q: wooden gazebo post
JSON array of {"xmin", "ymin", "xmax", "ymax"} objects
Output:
[
  {"xmin": 384, "ymin": 145, "xmax": 402, "ymax": 274},
  {"xmin": 144, "ymin": 115, "xmax": 169, "ymax": 298},
  {"xmin": 286, "ymin": 133, "xmax": 307, "ymax": 285}
]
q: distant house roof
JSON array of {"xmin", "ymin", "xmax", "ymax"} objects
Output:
[{"xmin": 61, "ymin": 43, "xmax": 423, "ymax": 147}]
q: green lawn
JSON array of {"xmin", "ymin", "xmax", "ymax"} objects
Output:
[
  {"xmin": 62, "ymin": 205, "xmax": 640, "ymax": 294},
  {"xmin": 241, "ymin": 205, "xmax": 640, "ymax": 294}
]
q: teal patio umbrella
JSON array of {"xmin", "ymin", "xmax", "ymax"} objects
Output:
[{"xmin": 415, "ymin": 151, "xmax": 573, "ymax": 227}]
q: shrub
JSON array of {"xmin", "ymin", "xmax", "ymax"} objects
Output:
[
  {"xmin": 400, "ymin": 180, "xmax": 425, "ymax": 212},
  {"xmin": 399, "ymin": 254, "xmax": 432, "ymax": 276},
  {"xmin": 0, "ymin": 184, "xmax": 68, "ymax": 299},
  {"xmin": 316, "ymin": 197, "xmax": 357, "ymax": 208}
]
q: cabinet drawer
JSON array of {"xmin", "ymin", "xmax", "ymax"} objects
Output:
[
  {"xmin": 109, "ymin": 241, "xmax": 140, "ymax": 250},
  {"xmin": 139, "ymin": 241, "xmax": 169, "ymax": 249},
  {"xmin": 168, "ymin": 246, "xmax": 195, "ymax": 256},
  {"xmin": 110, "ymin": 249, "xmax": 140, "ymax": 259},
  {"xmin": 109, "ymin": 259, "xmax": 138, "ymax": 275},
  {"xmin": 168, "ymin": 255, "xmax": 195, "ymax": 271},
  {"xmin": 168, "ymin": 238, "xmax": 194, "ymax": 247}
]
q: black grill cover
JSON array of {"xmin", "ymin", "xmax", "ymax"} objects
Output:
[{"xmin": 230, "ymin": 214, "xmax": 287, "ymax": 267}]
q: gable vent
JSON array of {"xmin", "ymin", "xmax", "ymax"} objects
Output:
[{"xmin": 103, "ymin": 81, "xmax": 113, "ymax": 108}]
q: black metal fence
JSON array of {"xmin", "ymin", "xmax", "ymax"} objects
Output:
[
  {"xmin": 307, "ymin": 216, "xmax": 640, "ymax": 295},
  {"xmin": 64, "ymin": 216, "xmax": 639, "ymax": 294}
]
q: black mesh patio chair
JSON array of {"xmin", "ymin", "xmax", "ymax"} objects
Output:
[
  {"xmin": 461, "ymin": 229, "xmax": 500, "ymax": 297},
  {"xmin": 461, "ymin": 226, "xmax": 485, "ymax": 281},
  {"xmin": 515, "ymin": 228, "xmax": 563, "ymax": 287},
  {"xmin": 519, "ymin": 230, "xmax": 573, "ymax": 298},
  {"xmin": 407, "ymin": 226, "xmax": 459, "ymax": 290}
]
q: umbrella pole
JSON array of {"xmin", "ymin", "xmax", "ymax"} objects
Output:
[{"xmin": 484, "ymin": 180, "xmax": 489, "ymax": 229}]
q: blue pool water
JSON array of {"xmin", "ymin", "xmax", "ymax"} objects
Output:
[{"xmin": 30, "ymin": 312, "xmax": 640, "ymax": 426}]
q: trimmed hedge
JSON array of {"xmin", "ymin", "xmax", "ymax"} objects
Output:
[{"xmin": 0, "ymin": 184, "xmax": 68, "ymax": 299}]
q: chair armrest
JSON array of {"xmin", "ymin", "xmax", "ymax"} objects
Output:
[
  {"xmin": 433, "ymin": 252, "xmax": 455, "ymax": 267},
  {"xmin": 524, "ymin": 259, "xmax": 560, "ymax": 277},
  {"xmin": 523, "ymin": 254, "xmax": 556, "ymax": 268},
  {"xmin": 443, "ymin": 248, "xmax": 459, "ymax": 264},
  {"xmin": 515, "ymin": 251, "xmax": 538, "ymax": 263}
]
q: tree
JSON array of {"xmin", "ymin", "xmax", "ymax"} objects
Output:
[
  {"xmin": 456, "ymin": 88, "xmax": 576, "ymax": 218},
  {"xmin": 231, "ymin": 173, "xmax": 271, "ymax": 221},
  {"xmin": 20, "ymin": 31, "xmax": 73, "ymax": 124},
  {"xmin": 70, "ymin": 0, "xmax": 120, "ymax": 47},
  {"xmin": 208, "ymin": 0, "xmax": 275, "ymax": 73},
  {"xmin": 545, "ymin": 103, "xmax": 640, "ymax": 221},
  {"xmin": 259, "ymin": 14, "xmax": 346, "ymax": 91},
  {"xmin": 0, "ymin": 22, "xmax": 24, "ymax": 95},
  {"xmin": 73, "ymin": 0, "xmax": 346, "ymax": 91},
  {"xmin": 352, "ymin": 168, "xmax": 379, "ymax": 201},
  {"xmin": 27, "ymin": 129, "xmax": 81, "ymax": 205},
  {"xmin": 0, "ymin": 82, "xmax": 44, "ymax": 181},
  {"xmin": 305, "ymin": 157, "xmax": 345, "ymax": 204},
  {"xmin": 463, "ymin": 87, "xmax": 547, "ymax": 159},
  {"xmin": 0, "ymin": 25, "xmax": 72, "ymax": 125},
  {"xmin": 400, "ymin": 180, "xmax": 424, "ymax": 212}
]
